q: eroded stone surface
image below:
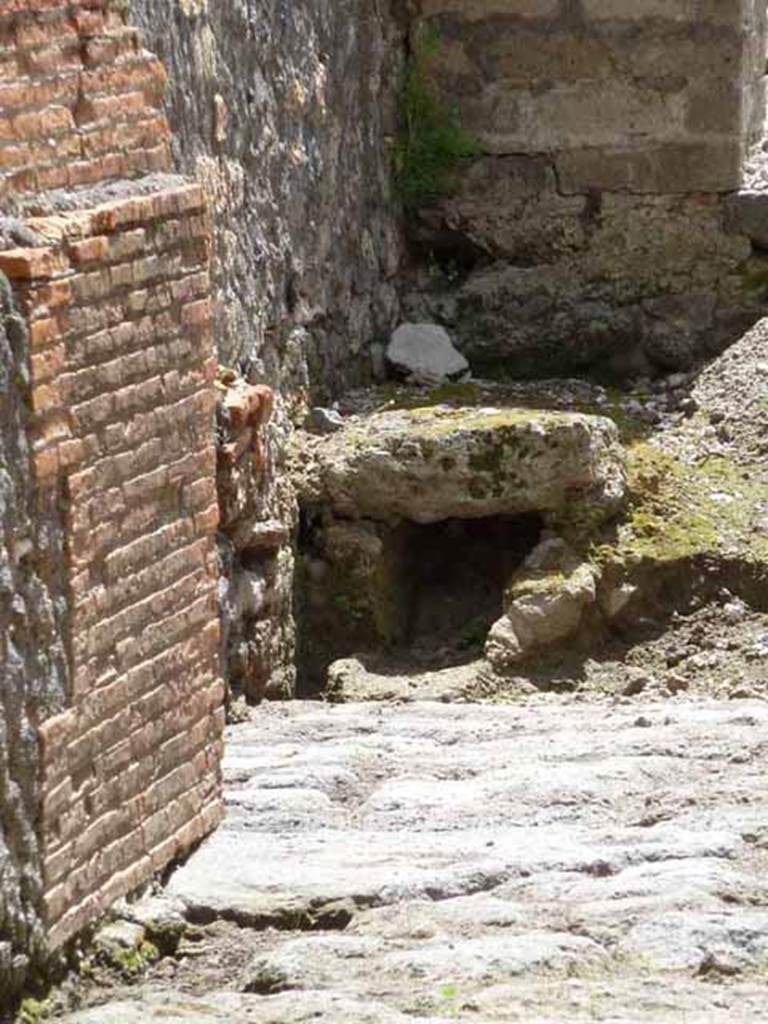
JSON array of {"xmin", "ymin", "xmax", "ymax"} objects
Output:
[
  {"xmin": 61, "ymin": 990, "xmax": 445, "ymax": 1023},
  {"xmin": 293, "ymin": 404, "xmax": 626, "ymax": 525},
  {"xmin": 60, "ymin": 695, "xmax": 768, "ymax": 1022},
  {"xmin": 0, "ymin": 274, "xmax": 58, "ymax": 1000},
  {"xmin": 486, "ymin": 535, "xmax": 599, "ymax": 671}
]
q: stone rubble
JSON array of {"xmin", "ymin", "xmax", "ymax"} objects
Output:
[
  {"xmin": 485, "ymin": 535, "xmax": 599, "ymax": 672},
  {"xmin": 303, "ymin": 408, "xmax": 345, "ymax": 435}
]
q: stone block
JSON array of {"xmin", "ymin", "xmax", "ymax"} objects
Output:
[
  {"xmin": 460, "ymin": 86, "xmax": 522, "ymax": 150},
  {"xmin": 521, "ymin": 81, "xmax": 684, "ymax": 152},
  {"xmin": 620, "ymin": 33, "xmax": 741, "ymax": 83},
  {"xmin": 724, "ymin": 191, "xmax": 768, "ymax": 249},
  {"xmin": 582, "ymin": 0, "xmax": 745, "ymax": 24},
  {"xmin": 486, "ymin": 31, "xmax": 615, "ymax": 87},
  {"xmin": 686, "ymin": 80, "xmax": 743, "ymax": 134},
  {"xmin": 417, "ymin": 0, "xmax": 558, "ymax": 20},
  {"xmin": 556, "ymin": 141, "xmax": 742, "ymax": 194}
]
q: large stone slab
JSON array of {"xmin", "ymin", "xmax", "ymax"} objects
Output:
[{"xmin": 293, "ymin": 404, "xmax": 626, "ymax": 525}]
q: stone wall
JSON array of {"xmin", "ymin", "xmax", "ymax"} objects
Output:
[
  {"xmin": 128, "ymin": 0, "xmax": 406, "ymax": 703},
  {"xmin": 0, "ymin": 0, "xmax": 223, "ymax": 1000},
  {"xmin": 128, "ymin": 0, "xmax": 404, "ymax": 391},
  {"xmin": 405, "ymin": 0, "xmax": 768, "ymax": 378},
  {"xmin": 424, "ymin": 0, "xmax": 766, "ymax": 193}
]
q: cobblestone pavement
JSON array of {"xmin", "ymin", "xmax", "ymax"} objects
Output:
[{"xmin": 57, "ymin": 694, "xmax": 768, "ymax": 1022}]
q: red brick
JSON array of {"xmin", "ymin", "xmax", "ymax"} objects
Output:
[
  {"xmin": 36, "ymin": 163, "xmax": 70, "ymax": 192},
  {"xmin": 25, "ymin": 42, "xmax": 82, "ymax": 75},
  {"xmin": 12, "ymin": 106, "xmax": 75, "ymax": 140},
  {"xmin": 31, "ymin": 344, "xmax": 66, "ymax": 383},
  {"xmin": 69, "ymin": 235, "xmax": 110, "ymax": 265},
  {"xmin": 44, "ymin": 839, "xmax": 76, "ymax": 887},
  {"xmin": 28, "ymin": 316, "xmax": 60, "ymax": 351},
  {"xmin": 31, "ymin": 382, "xmax": 62, "ymax": 415},
  {"xmin": 73, "ymin": 9, "xmax": 106, "ymax": 35},
  {"xmin": 80, "ymin": 54, "xmax": 168, "ymax": 103},
  {"xmin": 19, "ymin": 280, "xmax": 72, "ymax": 318},
  {"xmin": 0, "ymin": 247, "xmax": 65, "ymax": 280},
  {"xmin": 59, "ymin": 435, "xmax": 98, "ymax": 468},
  {"xmin": 110, "ymin": 227, "xmax": 146, "ymax": 260}
]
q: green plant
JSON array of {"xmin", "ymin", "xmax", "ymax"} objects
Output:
[
  {"xmin": 17, "ymin": 998, "xmax": 51, "ymax": 1024},
  {"xmin": 332, "ymin": 593, "xmax": 366, "ymax": 621},
  {"xmin": 437, "ymin": 983, "xmax": 461, "ymax": 1017},
  {"xmin": 393, "ymin": 25, "xmax": 482, "ymax": 211}
]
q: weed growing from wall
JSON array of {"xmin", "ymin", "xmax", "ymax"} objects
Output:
[{"xmin": 394, "ymin": 25, "xmax": 481, "ymax": 212}]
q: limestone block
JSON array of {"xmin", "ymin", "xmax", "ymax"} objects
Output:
[
  {"xmin": 485, "ymin": 31, "xmax": 615, "ymax": 87},
  {"xmin": 293, "ymin": 404, "xmax": 626, "ymax": 527},
  {"xmin": 520, "ymin": 82, "xmax": 685, "ymax": 152},
  {"xmin": 583, "ymin": 0, "xmax": 748, "ymax": 24},
  {"xmin": 686, "ymin": 80, "xmax": 743, "ymax": 134},
  {"xmin": 417, "ymin": 0, "xmax": 558, "ymax": 19},
  {"xmin": 556, "ymin": 142, "xmax": 742, "ymax": 195}
]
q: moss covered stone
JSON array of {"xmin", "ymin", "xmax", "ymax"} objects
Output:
[{"xmin": 293, "ymin": 403, "xmax": 626, "ymax": 527}]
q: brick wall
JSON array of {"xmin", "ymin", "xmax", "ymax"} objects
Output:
[
  {"xmin": 1, "ymin": 0, "xmax": 170, "ymax": 203},
  {"xmin": 0, "ymin": 0, "xmax": 224, "ymax": 973}
]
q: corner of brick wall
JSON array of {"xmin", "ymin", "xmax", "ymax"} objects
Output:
[{"xmin": 0, "ymin": 0, "xmax": 171, "ymax": 201}]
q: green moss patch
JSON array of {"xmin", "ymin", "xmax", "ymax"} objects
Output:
[{"xmin": 593, "ymin": 441, "xmax": 768, "ymax": 572}]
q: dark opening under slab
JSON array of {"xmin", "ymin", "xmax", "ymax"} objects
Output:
[
  {"xmin": 296, "ymin": 510, "xmax": 543, "ymax": 694},
  {"xmin": 386, "ymin": 512, "xmax": 544, "ymax": 653}
]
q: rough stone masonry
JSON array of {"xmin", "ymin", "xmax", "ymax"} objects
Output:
[
  {"xmin": 406, "ymin": 0, "xmax": 768, "ymax": 378},
  {"xmin": 0, "ymin": 0, "xmax": 223, "ymax": 1001},
  {"xmin": 127, "ymin": 0, "xmax": 407, "ymax": 706}
]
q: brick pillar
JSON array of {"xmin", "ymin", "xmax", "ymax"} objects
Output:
[{"xmin": 0, "ymin": 0, "xmax": 225, "ymax": 956}]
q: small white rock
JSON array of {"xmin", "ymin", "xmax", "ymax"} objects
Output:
[{"xmin": 387, "ymin": 323, "xmax": 469, "ymax": 385}]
